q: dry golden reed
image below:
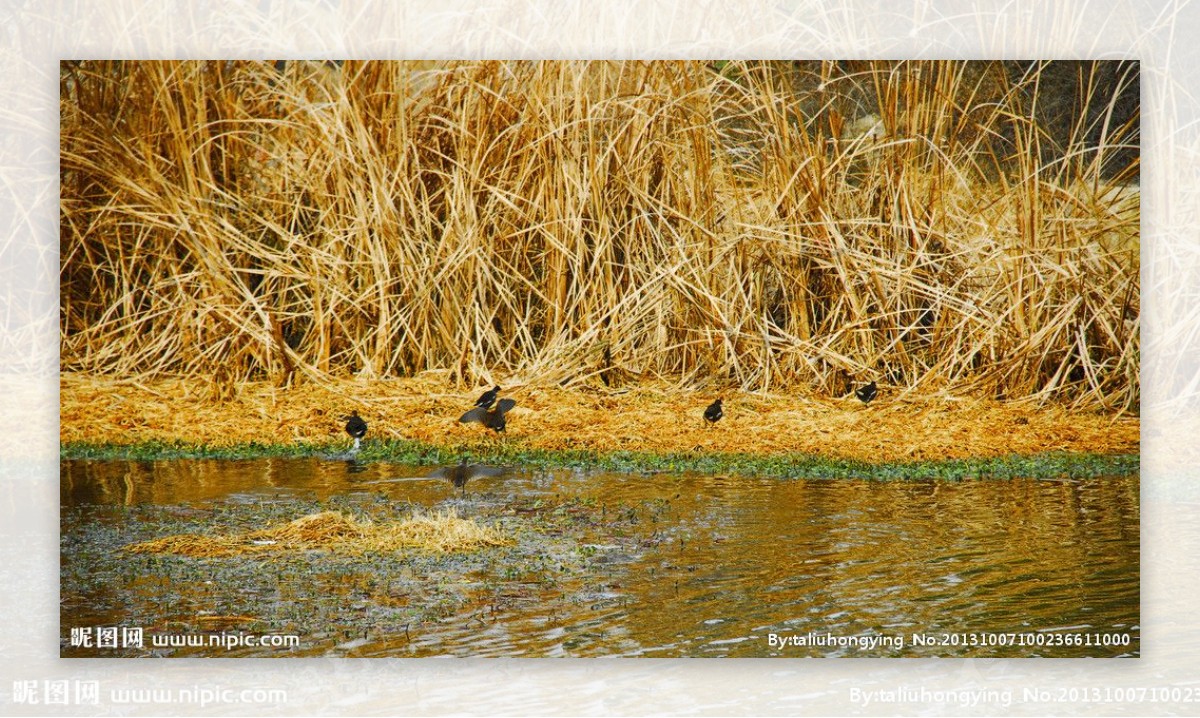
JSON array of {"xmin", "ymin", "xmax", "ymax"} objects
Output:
[{"xmin": 60, "ymin": 61, "xmax": 1139, "ymax": 412}]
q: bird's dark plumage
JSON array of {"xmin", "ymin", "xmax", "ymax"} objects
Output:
[
  {"xmin": 474, "ymin": 386, "xmax": 501, "ymax": 409},
  {"xmin": 343, "ymin": 410, "xmax": 367, "ymax": 450},
  {"xmin": 855, "ymin": 381, "xmax": 878, "ymax": 405},
  {"xmin": 428, "ymin": 460, "xmax": 506, "ymax": 496},
  {"xmin": 459, "ymin": 397, "xmax": 517, "ymax": 433},
  {"xmin": 704, "ymin": 398, "xmax": 724, "ymax": 425}
]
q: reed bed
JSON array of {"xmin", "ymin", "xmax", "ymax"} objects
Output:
[{"xmin": 60, "ymin": 61, "xmax": 1139, "ymax": 412}]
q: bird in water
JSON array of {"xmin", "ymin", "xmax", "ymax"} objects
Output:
[
  {"xmin": 855, "ymin": 381, "xmax": 878, "ymax": 406},
  {"xmin": 343, "ymin": 410, "xmax": 367, "ymax": 451},
  {"xmin": 459, "ymin": 397, "xmax": 517, "ymax": 433},
  {"xmin": 427, "ymin": 459, "xmax": 506, "ymax": 497},
  {"xmin": 474, "ymin": 385, "xmax": 501, "ymax": 409},
  {"xmin": 703, "ymin": 398, "xmax": 724, "ymax": 426}
]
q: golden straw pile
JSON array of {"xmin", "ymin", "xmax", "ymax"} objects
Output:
[
  {"xmin": 124, "ymin": 510, "xmax": 511, "ymax": 558},
  {"xmin": 63, "ymin": 372, "xmax": 1138, "ymax": 462}
]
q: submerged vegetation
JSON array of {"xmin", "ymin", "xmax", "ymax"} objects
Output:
[
  {"xmin": 61, "ymin": 495, "xmax": 586, "ymax": 657},
  {"xmin": 60, "ymin": 60, "xmax": 1139, "ymax": 412},
  {"xmin": 60, "ymin": 438, "xmax": 1138, "ymax": 480}
]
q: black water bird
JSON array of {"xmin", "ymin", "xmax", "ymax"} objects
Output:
[
  {"xmin": 855, "ymin": 381, "xmax": 878, "ymax": 406},
  {"xmin": 428, "ymin": 459, "xmax": 507, "ymax": 496},
  {"xmin": 459, "ymin": 397, "xmax": 517, "ymax": 433},
  {"xmin": 703, "ymin": 398, "xmax": 724, "ymax": 426},
  {"xmin": 343, "ymin": 410, "xmax": 367, "ymax": 450},
  {"xmin": 474, "ymin": 385, "xmax": 501, "ymax": 409}
]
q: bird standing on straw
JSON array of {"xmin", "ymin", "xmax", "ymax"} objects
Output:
[
  {"xmin": 704, "ymin": 398, "xmax": 724, "ymax": 427},
  {"xmin": 343, "ymin": 411, "xmax": 367, "ymax": 451},
  {"xmin": 855, "ymin": 381, "xmax": 878, "ymax": 406},
  {"xmin": 474, "ymin": 386, "xmax": 501, "ymax": 409}
]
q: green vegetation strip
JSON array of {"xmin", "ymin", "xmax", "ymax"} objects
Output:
[{"xmin": 61, "ymin": 440, "xmax": 1139, "ymax": 480}]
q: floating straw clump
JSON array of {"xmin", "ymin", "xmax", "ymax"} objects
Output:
[{"xmin": 124, "ymin": 510, "xmax": 511, "ymax": 558}]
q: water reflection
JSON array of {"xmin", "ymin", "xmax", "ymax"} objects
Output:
[
  {"xmin": 425, "ymin": 461, "xmax": 509, "ymax": 497},
  {"xmin": 60, "ymin": 458, "xmax": 1139, "ymax": 657}
]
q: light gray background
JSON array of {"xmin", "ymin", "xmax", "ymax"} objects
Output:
[{"xmin": 5, "ymin": 1, "xmax": 1194, "ymax": 715}]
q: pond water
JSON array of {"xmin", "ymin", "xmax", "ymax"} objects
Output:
[{"xmin": 60, "ymin": 458, "xmax": 1139, "ymax": 658}]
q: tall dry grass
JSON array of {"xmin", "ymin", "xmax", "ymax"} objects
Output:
[{"xmin": 59, "ymin": 60, "xmax": 1139, "ymax": 411}]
